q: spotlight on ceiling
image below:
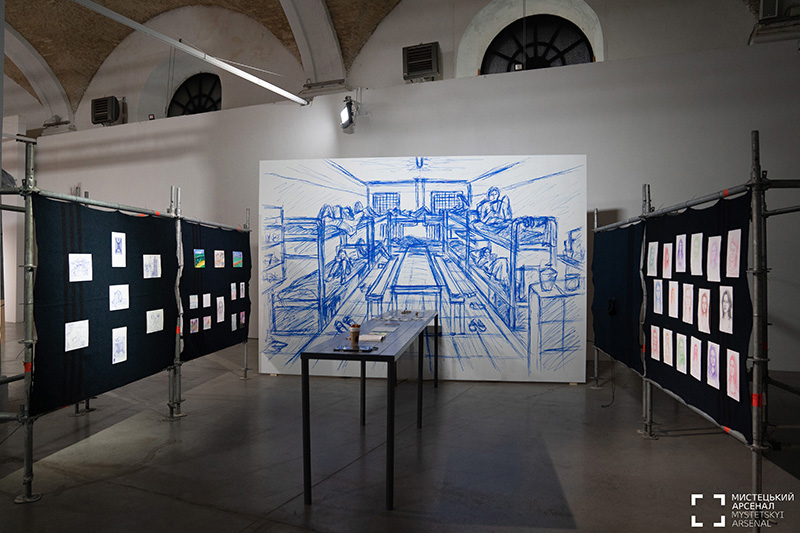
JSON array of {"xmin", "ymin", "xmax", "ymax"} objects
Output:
[{"xmin": 340, "ymin": 96, "xmax": 356, "ymax": 130}]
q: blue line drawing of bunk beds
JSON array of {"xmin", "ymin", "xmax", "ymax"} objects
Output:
[
  {"xmin": 444, "ymin": 211, "xmax": 558, "ymax": 332},
  {"xmin": 270, "ymin": 211, "xmax": 374, "ymax": 334}
]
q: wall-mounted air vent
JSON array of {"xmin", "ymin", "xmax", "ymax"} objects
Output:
[
  {"xmin": 91, "ymin": 96, "xmax": 126, "ymax": 126},
  {"xmin": 403, "ymin": 42, "xmax": 441, "ymax": 81}
]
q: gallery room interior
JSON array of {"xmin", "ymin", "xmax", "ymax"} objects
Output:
[{"xmin": 1, "ymin": 0, "xmax": 800, "ymax": 531}]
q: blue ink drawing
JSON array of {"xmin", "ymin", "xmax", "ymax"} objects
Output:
[{"xmin": 259, "ymin": 156, "xmax": 587, "ymax": 382}]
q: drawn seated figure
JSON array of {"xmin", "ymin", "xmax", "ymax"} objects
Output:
[
  {"xmin": 477, "ymin": 186, "xmax": 512, "ymax": 226},
  {"xmin": 474, "ymin": 246, "xmax": 509, "ymax": 287},
  {"xmin": 328, "ymin": 247, "xmax": 352, "ymax": 282}
]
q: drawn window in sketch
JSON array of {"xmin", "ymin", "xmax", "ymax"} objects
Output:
[
  {"xmin": 112, "ymin": 326, "xmax": 127, "ymax": 364},
  {"xmin": 707, "ymin": 236, "xmax": 722, "ymax": 283},
  {"xmin": 727, "ymin": 349, "xmax": 740, "ymax": 402},
  {"xmin": 372, "ymin": 192, "xmax": 400, "ymax": 214},
  {"xmin": 676, "ymin": 333, "xmax": 687, "ymax": 374},
  {"xmin": 726, "ymin": 229, "xmax": 741, "ymax": 279},
  {"xmin": 69, "ymin": 253, "xmax": 93, "ymax": 282},
  {"xmin": 111, "ymin": 232, "xmax": 126, "ymax": 268},
  {"xmin": 707, "ymin": 341, "xmax": 720, "ymax": 389},
  {"xmin": 143, "ymin": 254, "xmax": 161, "ymax": 279},
  {"xmin": 431, "ymin": 191, "xmax": 464, "ymax": 213},
  {"xmin": 719, "ymin": 286, "xmax": 733, "ymax": 335},
  {"xmin": 675, "ymin": 234, "xmax": 686, "ymax": 273},
  {"xmin": 697, "ymin": 288, "xmax": 711, "ymax": 334},
  {"xmin": 480, "ymin": 14, "xmax": 594, "ymax": 74}
]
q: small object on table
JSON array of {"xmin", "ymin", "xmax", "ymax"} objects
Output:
[{"xmin": 350, "ymin": 323, "xmax": 360, "ymax": 350}]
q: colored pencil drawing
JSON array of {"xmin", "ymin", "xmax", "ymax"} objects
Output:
[{"xmin": 259, "ymin": 156, "xmax": 587, "ymax": 382}]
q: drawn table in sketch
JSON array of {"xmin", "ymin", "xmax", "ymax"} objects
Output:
[
  {"xmin": 301, "ymin": 310, "xmax": 439, "ymax": 511},
  {"xmin": 390, "ymin": 246, "xmax": 443, "ymax": 314}
]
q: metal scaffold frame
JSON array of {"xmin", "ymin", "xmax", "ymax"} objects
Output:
[
  {"xmin": 593, "ymin": 131, "xmax": 800, "ymax": 528},
  {"xmin": 0, "ymin": 141, "xmax": 251, "ymax": 502}
]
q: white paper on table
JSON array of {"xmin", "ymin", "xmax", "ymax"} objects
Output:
[
  {"xmin": 109, "ymin": 284, "xmax": 130, "ymax": 311},
  {"xmin": 146, "ymin": 309, "xmax": 164, "ymax": 334},
  {"xmin": 111, "ymin": 232, "xmax": 126, "ymax": 268},
  {"xmin": 65, "ymin": 319, "xmax": 90, "ymax": 351},
  {"xmin": 112, "ymin": 326, "xmax": 127, "ymax": 364},
  {"xmin": 69, "ymin": 254, "xmax": 93, "ymax": 282},
  {"xmin": 143, "ymin": 254, "xmax": 162, "ymax": 279}
]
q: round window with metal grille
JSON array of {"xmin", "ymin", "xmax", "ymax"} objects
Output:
[
  {"xmin": 167, "ymin": 73, "xmax": 222, "ymax": 117},
  {"xmin": 481, "ymin": 14, "xmax": 594, "ymax": 74}
]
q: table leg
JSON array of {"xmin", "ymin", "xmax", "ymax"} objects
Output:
[
  {"xmin": 434, "ymin": 314, "xmax": 439, "ymax": 388},
  {"xmin": 386, "ymin": 361, "xmax": 396, "ymax": 511},
  {"xmin": 302, "ymin": 357, "xmax": 312, "ymax": 505},
  {"xmin": 361, "ymin": 359, "xmax": 366, "ymax": 426},
  {"xmin": 417, "ymin": 331, "xmax": 423, "ymax": 429}
]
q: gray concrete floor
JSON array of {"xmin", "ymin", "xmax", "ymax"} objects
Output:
[{"xmin": 2, "ymin": 322, "xmax": 800, "ymax": 532}]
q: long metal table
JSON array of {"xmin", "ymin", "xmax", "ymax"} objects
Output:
[{"xmin": 301, "ymin": 310, "xmax": 439, "ymax": 510}]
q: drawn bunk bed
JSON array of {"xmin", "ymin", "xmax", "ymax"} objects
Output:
[
  {"xmin": 270, "ymin": 210, "xmax": 374, "ymax": 334},
  {"xmin": 444, "ymin": 210, "xmax": 557, "ymax": 331}
]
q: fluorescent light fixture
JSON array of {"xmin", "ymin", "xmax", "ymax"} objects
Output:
[
  {"xmin": 341, "ymin": 96, "xmax": 355, "ymax": 129},
  {"xmin": 71, "ymin": 0, "xmax": 308, "ymax": 106}
]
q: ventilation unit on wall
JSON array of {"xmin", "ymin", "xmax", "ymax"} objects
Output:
[
  {"xmin": 759, "ymin": 0, "xmax": 800, "ymax": 19},
  {"xmin": 403, "ymin": 42, "xmax": 441, "ymax": 81},
  {"xmin": 91, "ymin": 96, "xmax": 127, "ymax": 126}
]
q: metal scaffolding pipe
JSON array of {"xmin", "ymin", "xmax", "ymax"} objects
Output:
[{"xmin": 0, "ymin": 373, "xmax": 24, "ymax": 385}]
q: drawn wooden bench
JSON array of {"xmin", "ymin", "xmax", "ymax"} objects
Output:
[
  {"xmin": 431, "ymin": 254, "xmax": 465, "ymax": 333},
  {"xmin": 366, "ymin": 255, "xmax": 401, "ymax": 318}
]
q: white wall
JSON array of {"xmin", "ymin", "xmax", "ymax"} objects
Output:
[{"xmin": 34, "ymin": 38, "xmax": 800, "ymax": 370}]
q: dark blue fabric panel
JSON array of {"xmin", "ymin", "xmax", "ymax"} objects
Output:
[
  {"xmin": 591, "ymin": 222, "xmax": 645, "ymax": 374},
  {"xmin": 179, "ymin": 220, "xmax": 251, "ymax": 361},
  {"xmin": 31, "ymin": 195, "xmax": 178, "ymax": 416}
]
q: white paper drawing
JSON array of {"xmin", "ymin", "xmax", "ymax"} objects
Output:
[
  {"xmin": 707, "ymin": 341, "xmax": 720, "ymax": 389},
  {"xmin": 697, "ymin": 288, "xmax": 711, "ymax": 334},
  {"xmin": 240, "ymin": 311, "xmax": 246, "ymax": 326},
  {"xmin": 146, "ymin": 309, "xmax": 164, "ymax": 334},
  {"xmin": 650, "ymin": 325, "xmax": 660, "ymax": 361},
  {"xmin": 653, "ymin": 279, "xmax": 663, "ymax": 315},
  {"xmin": 676, "ymin": 333, "xmax": 687, "ymax": 374},
  {"xmin": 217, "ymin": 296, "xmax": 225, "ymax": 323},
  {"xmin": 727, "ymin": 349, "xmax": 740, "ymax": 402},
  {"xmin": 690, "ymin": 233, "xmax": 703, "ymax": 276},
  {"xmin": 203, "ymin": 316, "xmax": 212, "ymax": 330},
  {"xmin": 707, "ymin": 235, "xmax": 722, "ymax": 283},
  {"xmin": 231, "ymin": 282, "xmax": 237, "ymax": 301},
  {"xmin": 189, "ymin": 294, "xmax": 198, "ymax": 309},
  {"xmin": 647, "ymin": 242, "xmax": 659, "ymax": 277},
  {"xmin": 726, "ymin": 229, "xmax": 741, "ymax": 279},
  {"xmin": 111, "ymin": 232, "xmax": 126, "ymax": 268},
  {"xmin": 203, "ymin": 293, "xmax": 211, "ymax": 308},
  {"xmin": 682, "ymin": 283, "xmax": 694, "ymax": 324},
  {"xmin": 662, "ymin": 243, "xmax": 673, "ymax": 280},
  {"xmin": 239, "ymin": 282, "xmax": 246, "ymax": 299},
  {"xmin": 109, "ymin": 284, "xmax": 130, "ymax": 311},
  {"xmin": 663, "ymin": 328, "xmax": 673, "ymax": 367},
  {"xmin": 668, "ymin": 281, "xmax": 679, "ymax": 319},
  {"xmin": 190, "ymin": 318, "xmax": 199, "ymax": 333},
  {"xmin": 112, "ymin": 326, "xmax": 127, "ymax": 364},
  {"xmin": 690, "ymin": 336, "xmax": 702, "ymax": 381},
  {"xmin": 65, "ymin": 319, "xmax": 90, "ymax": 351},
  {"xmin": 231, "ymin": 313, "xmax": 237, "ymax": 331},
  {"xmin": 69, "ymin": 253, "xmax": 93, "ymax": 282},
  {"xmin": 214, "ymin": 250, "xmax": 225, "ymax": 268},
  {"xmin": 143, "ymin": 254, "xmax": 162, "ymax": 279},
  {"xmin": 675, "ymin": 234, "xmax": 686, "ymax": 273},
  {"xmin": 719, "ymin": 286, "xmax": 733, "ymax": 334}
]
